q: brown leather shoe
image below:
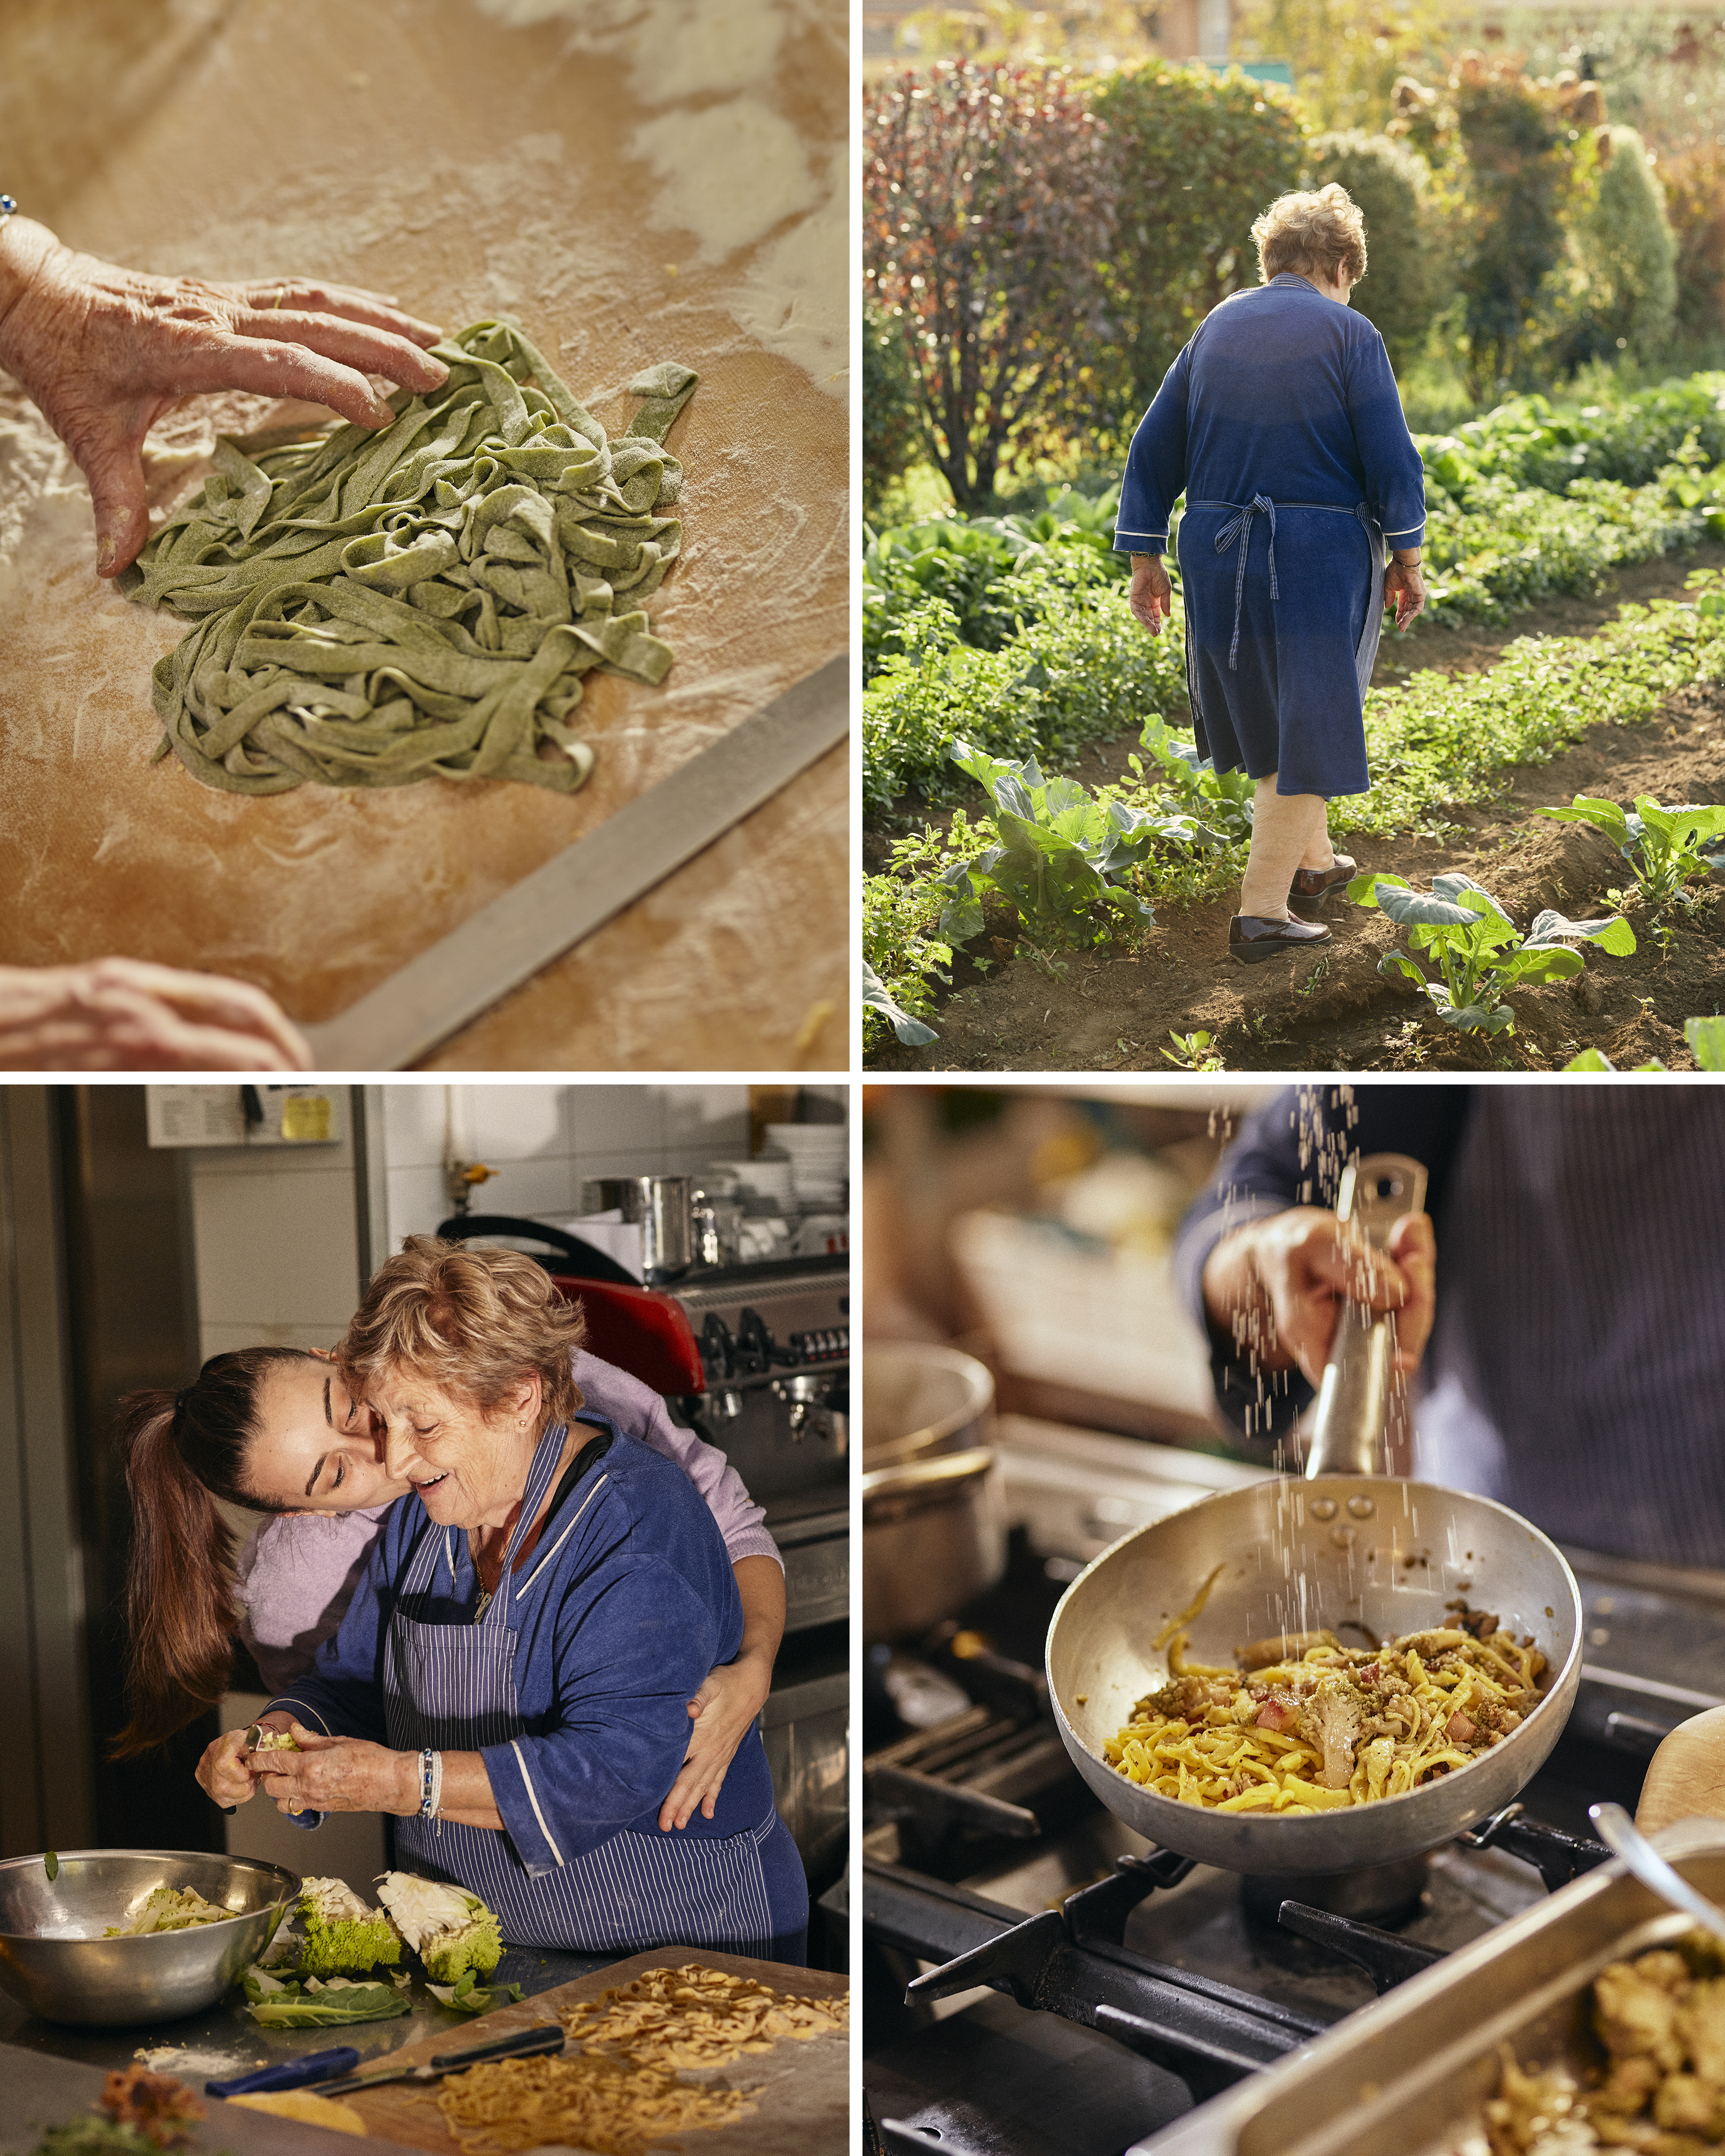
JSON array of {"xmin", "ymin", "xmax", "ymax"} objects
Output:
[
  {"xmin": 1289, "ymin": 855, "xmax": 1356, "ymax": 902},
  {"xmin": 1229, "ymin": 914, "xmax": 1333, "ymax": 965}
]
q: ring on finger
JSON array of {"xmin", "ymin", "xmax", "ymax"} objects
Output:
[{"xmin": 288, "ymin": 1800, "xmax": 303, "ymax": 1815}]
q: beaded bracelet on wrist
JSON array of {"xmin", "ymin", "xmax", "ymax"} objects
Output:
[{"xmin": 0, "ymin": 196, "xmax": 18, "ymax": 220}]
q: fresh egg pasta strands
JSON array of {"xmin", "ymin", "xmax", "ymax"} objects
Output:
[
  {"xmin": 122, "ymin": 322, "xmax": 695, "ymax": 794},
  {"xmin": 1105, "ymin": 1615, "xmax": 1547, "ymax": 1814}
]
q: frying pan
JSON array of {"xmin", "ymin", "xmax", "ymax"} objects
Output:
[{"xmin": 1045, "ymin": 1155, "xmax": 1585, "ymax": 1875}]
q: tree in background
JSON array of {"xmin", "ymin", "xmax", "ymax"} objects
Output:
[
  {"xmin": 864, "ymin": 63, "xmax": 1116, "ymax": 514},
  {"xmin": 1305, "ymin": 130, "xmax": 1441, "ymax": 371},
  {"xmin": 1443, "ymin": 56, "xmax": 1585, "ymax": 400},
  {"xmin": 1661, "ymin": 143, "xmax": 1725, "ymax": 358},
  {"xmin": 1560, "ymin": 126, "xmax": 1678, "ymax": 366},
  {"xmin": 1236, "ymin": 0, "xmax": 1451, "ymax": 132},
  {"xmin": 1093, "ymin": 64, "xmax": 1305, "ymax": 428},
  {"xmin": 864, "ymin": 297, "xmax": 926, "ymax": 518}
]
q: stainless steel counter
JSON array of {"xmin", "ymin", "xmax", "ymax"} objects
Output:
[{"xmin": 0, "ymin": 1938, "xmax": 617, "ymax": 2086}]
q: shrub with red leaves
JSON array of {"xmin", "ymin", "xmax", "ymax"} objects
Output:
[{"xmin": 863, "ymin": 61, "xmax": 1116, "ymax": 513}]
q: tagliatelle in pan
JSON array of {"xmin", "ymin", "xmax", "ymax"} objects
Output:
[{"xmin": 1103, "ymin": 1601, "xmax": 1547, "ymax": 1813}]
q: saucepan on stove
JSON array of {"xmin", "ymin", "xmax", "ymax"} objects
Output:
[
  {"xmin": 1046, "ymin": 1154, "xmax": 1586, "ymax": 1876},
  {"xmin": 862, "ymin": 1341, "xmax": 1003, "ymax": 1642}
]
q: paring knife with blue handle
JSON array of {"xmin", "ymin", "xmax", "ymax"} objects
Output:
[
  {"xmin": 312, "ymin": 2021, "xmax": 566, "ymax": 2098},
  {"xmin": 206, "ymin": 2047, "xmax": 361, "ymax": 2097}
]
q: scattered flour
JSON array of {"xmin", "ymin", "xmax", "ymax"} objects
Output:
[{"xmin": 468, "ymin": 0, "xmax": 845, "ymax": 398}]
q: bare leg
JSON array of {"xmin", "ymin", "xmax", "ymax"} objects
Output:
[{"xmin": 1239, "ymin": 778, "xmax": 1328, "ymax": 917}]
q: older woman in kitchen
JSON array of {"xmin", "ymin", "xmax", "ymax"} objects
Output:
[
  {"xmin": 192, "ymin": 1237, "xmax": 808, "ymax": 1959},
  {"xmin": 119, "ymin": 1314, "xmax": 781, "ymax": 1833},
  {"xmin": 1117, "ymin": 183, "xmax": 1427, "ymax": 964}
]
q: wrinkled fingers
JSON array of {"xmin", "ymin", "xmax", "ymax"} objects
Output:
[
  {"xmin": 185, "ymin": 332, "xmax": 399, "ymax": 426},
  {"xmin": 228, "ymin": 307, "xmax": 448, "ymax": 393},
  {"xmin": 232, "ymin": 278, "xmax": 443, "ymax": 345}
]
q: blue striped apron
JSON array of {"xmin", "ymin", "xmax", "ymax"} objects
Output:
[
  {"xmin": 1191, "ymin": 495, "xmax": 1387, "ymax": 695},
  {"xmin": 384, "ymin": 1421, "xmax": 781, "ymax": 1955}
]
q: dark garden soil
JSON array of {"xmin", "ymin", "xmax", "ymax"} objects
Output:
[
  {"xmin": 866, "ymin": 542, "xmax": 1725, "ymax": 1073},
  {"xmin": 870, "ymin": 679, "xmax": 1725, "ymax": 1073}
]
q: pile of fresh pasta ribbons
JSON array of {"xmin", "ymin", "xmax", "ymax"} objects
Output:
[
  {"xmin": 1105, "ymin": 1608, "xmax": 1546, "ymax": 1813},
  {"xmin": 121, "ymin": 321, "xmax": 696, "ymax": 795}
]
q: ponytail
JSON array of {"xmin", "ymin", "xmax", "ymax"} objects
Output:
[{"xmin": 111, "ymin": 1347, "xmax": 315, "ymax": 1757}]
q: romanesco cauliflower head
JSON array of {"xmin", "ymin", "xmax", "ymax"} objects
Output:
[
  {"xmin": 293, "ymin": 1875, "xmax": 403, "ymax": 1978},
  {"xmin": 374, "ymin": 1872, "xmax": 502, "ymax": 1984}
]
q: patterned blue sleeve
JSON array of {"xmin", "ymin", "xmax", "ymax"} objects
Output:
[
  {"xmin": 481, "ymin": 1551, "xmax": 720, "ymax": 1872},
  {"xmin": 1344, "ymin": 321, "xmax": 1426, "ymax": 546},
  {"xmin": 1172, "ymin": 1086, "xmax": 1471, "ymax": 1440},
  {"xmin": 1113, "ymin": 341, "xmax": 1192, "ymax": 556}
]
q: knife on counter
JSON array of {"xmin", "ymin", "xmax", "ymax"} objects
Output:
[
  {"xmin": 313, "ymin": 2022, "xmax": 567, "ymax": 2097},
  {"xmin": 206, "ymin": 2023, "xmax": 563, "ymax": 2102}
]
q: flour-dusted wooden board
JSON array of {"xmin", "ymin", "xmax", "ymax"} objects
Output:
[{"xmin": 340, "ymin": 1951, "xmax": 850, "ymax": 2156}]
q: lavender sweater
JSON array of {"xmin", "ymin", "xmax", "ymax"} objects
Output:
[{"xmin": 234, "ymin": 1351, "xmax": 779, "ymax": 1695}]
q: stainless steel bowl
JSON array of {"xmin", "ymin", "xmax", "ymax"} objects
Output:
[{"xmin": 0, "ymin": 1850, "xmax": 299, "ymax": 2026}]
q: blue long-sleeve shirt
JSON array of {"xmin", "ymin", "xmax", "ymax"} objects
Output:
[
  {"xmin": 1113, "ymin": 275, "xmax": 1427, "ymax": 556},
  {"xmin": 266, "ymin": 1424, "xmax": 774, "ymax": 1867},
  {"xmin": 1173, "ymin": 1088, "xmax": 1725, "ymax": 1565}
]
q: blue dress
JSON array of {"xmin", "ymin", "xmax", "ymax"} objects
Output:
[
  {"xmin": 1114, "ymin": 273, "xmax": 1427, "ymax": 799},
  {"xmin": 265, "ymin": 1416, "xmax": 809, "ymax": 1962}
]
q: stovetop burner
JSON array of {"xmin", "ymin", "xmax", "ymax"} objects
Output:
[{"xmin": 864, "ymin": 1526, "xmax": 1654, "ymax": 2156}]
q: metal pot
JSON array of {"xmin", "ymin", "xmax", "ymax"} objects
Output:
[
  {"xmin": 0, "ymin": 1849, "xmax": 299, "ymax": 2025},
  {"xmin": 581, "ymin": 1175, "xmax": 694, "ymax": 1278},
  {"xmin": 1047, "ymin": 1152, "xmax": 1583, "ymax": 1874},
  {"xmin": 861, "ymin": 1339, "xmax": 995, "ymax": 1470},
  {"xmin": 863, "ymin": 1446, "xmax": 1007, "ymax": 1643}
]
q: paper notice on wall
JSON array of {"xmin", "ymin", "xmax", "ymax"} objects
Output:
[{"xmin": 145, "ymin": 1086, "xmax": 343, "ymax": 1148}]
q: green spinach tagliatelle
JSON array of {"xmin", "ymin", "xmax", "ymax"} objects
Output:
[{"xmin": 122, "ymin": 320, "xmax": 696, "ymax": 794}]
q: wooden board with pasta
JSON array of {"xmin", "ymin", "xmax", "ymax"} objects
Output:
[{"xmin": 334, "ymin": 1949, "xmax": 848, "ymax": 2156}]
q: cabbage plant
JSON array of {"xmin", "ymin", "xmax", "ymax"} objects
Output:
[
  {"xmin": 1348, "ymin": 871, "xmax": 1635, "ymax": 1034},
  {"xmin": 1536, "ymin": 792, "xmax": 1725, "ymax": 911}
]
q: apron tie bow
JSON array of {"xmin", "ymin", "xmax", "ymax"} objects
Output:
[{"xmin": 1213, "ymin": 494, "xmax": 1278, "ymax": 669}]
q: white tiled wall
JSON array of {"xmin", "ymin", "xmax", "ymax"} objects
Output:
[
  {"xmin": 186, "ymin": 1122, "xmax": 363, "ymax": 1362},
  {"xmin": 382, "ymin": 1083, "xmax": 760, "ymax": 1245}
]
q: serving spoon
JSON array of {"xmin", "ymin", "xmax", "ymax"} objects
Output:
[{"xmin": 1589, "ymin": 1801, "xmax": 1725, "ymax": 1948}]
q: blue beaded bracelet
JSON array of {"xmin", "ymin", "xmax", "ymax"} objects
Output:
[
  {"xmin": 418, "ymin": 1747, "xmax": 436, "ymax": 1818},
  {"xmin": 0, "ymin": 197, "xmax": 18, "ymax": 219}
]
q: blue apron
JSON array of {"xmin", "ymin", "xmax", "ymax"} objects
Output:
[
  {"xmin": 1179, "ymin": 496, "xmax": 1386, "ymax": 798},
  {"xmin": 384, "ymin": 1421, "xmax": 788, "ymax": 1956}
]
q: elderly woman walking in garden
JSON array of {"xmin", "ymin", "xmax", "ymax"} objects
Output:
[{"xmin": 1118, "ymin": 184, "xmax": 1427, "ymax": 963}]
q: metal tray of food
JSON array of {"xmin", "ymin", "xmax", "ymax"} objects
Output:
[{"xmin": 1134, "ymin": 1821, "xmax": 1725, "ymax": 2156}]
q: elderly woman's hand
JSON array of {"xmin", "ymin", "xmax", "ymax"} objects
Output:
[
  {"xmin": 195, "ymin": 1722, "xmax": 273, "ymax": 1810},
  {"xmin": 251, "ymin": 1720, "xmax": 418, "ymax": 1818},
  {"xmin": 0, "ymin": 958, "xmax": 310, "ymax": 1070},
  {"xmin": 1129, "ymin": 554, "xmax": 1173, "ymax": 635},
  {"xmin": 0, "ymin": 213, "xmax": 447, "ymax": 577},
  {"xmin": 1385, "ymin": 559, "xmax": 1426, "ymax": 632}
]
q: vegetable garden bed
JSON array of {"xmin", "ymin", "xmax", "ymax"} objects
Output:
[
  {"xmin": 864, "ymin": 377, "xmax": 1725, "ymax": 1072},
  {"xmin": 869, "ymin": 667, "xmax": 1725, "ymax": 1073}
]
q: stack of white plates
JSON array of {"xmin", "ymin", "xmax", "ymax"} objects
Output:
[
  {"xmin": 765, "ymin": 1123, "xmax": 848, "ymax": 1210},
  {"xmin": 707, "ymin": 1157, "xmax": 796, "ymax": 1208}
]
